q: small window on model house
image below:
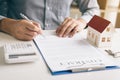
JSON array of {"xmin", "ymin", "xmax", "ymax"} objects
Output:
[
  {"xmin": 92, "ymin": 33, "xmax": 94, "ymax": 38},
  {"xmin": 88, "ymin": 31, "xmax": 91, "ymax": 36},
  {"xmin": 102, "ymin": 37, "xmax": 106, "ymax": 42},
  {"xmin": 107, "ymin": 37, "xmax": 111, "ymax": 42},
  {"xmin": 106, "ymin": 27, "xmax": 110, "ymax": 32}
]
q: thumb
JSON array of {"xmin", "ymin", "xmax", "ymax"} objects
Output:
[
  {"xmin": 32, "ymin": 21, "xmax": 41, "ymax": 27},
  {"xmin": 31, "ymin": 21, "xmax": 43, "ymax": 34}
]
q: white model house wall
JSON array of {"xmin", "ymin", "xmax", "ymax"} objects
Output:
[
  {"xmin": 87, "ymin": 23, "xmax": 113, "ymax": 48},
  {"xmin": 87, "ymin": 27, "xmax": 101, "ymax": 46}
]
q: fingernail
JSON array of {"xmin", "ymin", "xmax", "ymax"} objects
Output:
[
  {"xmin": 63, "ymin": 35, "xmax": 66, "ymax": 37},
  {"xmin": 57, "ymin": 34, "xmax": 60, "ymax": 37},
  {"xmin": 69, "ymin": 35, "xmax": 73, "ymax": 38},
  {"xmin": 59, "ymin": 35, "xmax": 62, "ymax": 37}
]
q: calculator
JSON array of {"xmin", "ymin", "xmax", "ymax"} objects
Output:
[{"xmin": 3, "ymin": 42, "xmax": 39, "ymax": 63}]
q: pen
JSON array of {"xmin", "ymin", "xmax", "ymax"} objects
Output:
[
  {"xmin": 20, "ymin": 13, "xmax": 31, "ymax": 22},
  {"xmin": 20, "ymin": 13, "xmax": 45, "ymax": 38}
]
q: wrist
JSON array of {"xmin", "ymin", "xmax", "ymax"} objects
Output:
[
  {"xmin": 0, "ymin": 19, "xmax": 5, "ymax": 31},
  {"xmin": 77, "ymin": 18, "xmax": 87, "ymax": 29},
  {"xmin": 0, "ymin": 18, "xmax": 17, "ymax": 35}
]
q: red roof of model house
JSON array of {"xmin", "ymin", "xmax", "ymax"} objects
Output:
[{"xmin": 87, "ymin": 15, "xmax": 111, "ymax": 33}]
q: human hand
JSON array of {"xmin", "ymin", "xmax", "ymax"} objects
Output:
[
  {"xmin": 0, "ymin": 18, "xmax": 42, "ymax": 41},
  {"xmin": 56, "ymin": 17, "xmax": 86, "ymax": 38}
]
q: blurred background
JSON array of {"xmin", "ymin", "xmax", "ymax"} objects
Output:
[
  {"xmin": 0, "ymin": 0, "xmax": 120, "ymax": 28},
  {"xmin": 71, "ymin": 0, "xmax": 120, "ymax": 28}
]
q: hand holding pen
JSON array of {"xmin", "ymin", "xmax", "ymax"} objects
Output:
[
  {"xmin": 20, "ymin": 13, "xmax": 43, "ymax": 34},
  {"xmin": 0, "ymin": 13, "xmax": 43, "ymax": 41}
]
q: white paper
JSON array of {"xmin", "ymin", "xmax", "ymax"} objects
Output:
[{"xmin": 34, "ymin": 30, "xmax": 116, "ymax": 72}]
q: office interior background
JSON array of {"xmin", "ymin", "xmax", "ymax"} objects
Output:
[
  {"xmin": 71, "ymin": 0, "xmax": 120, "ymax": 28},
  {"xmin": 0, "ymin": 0, "xmax": 120, "ymax": 28}
]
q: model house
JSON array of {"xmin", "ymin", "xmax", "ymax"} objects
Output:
[{"xmin": 87, "ymin": 15, "xmax": 114, "ymax": 48}]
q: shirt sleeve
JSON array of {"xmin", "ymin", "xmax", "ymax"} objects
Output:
[
  {"xmin": 0, "ymin": 0, "xmax": 8, "ymax": 20},
  {"xmin": 77, "ymin": 0, "xmax": 100, "ymax": 23}
]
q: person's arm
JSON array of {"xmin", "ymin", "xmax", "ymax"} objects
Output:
[
  {"xmin": 77, "ymin": 0, "xmax": 100, "ymax": 23},
  {"xmin": 56, "ymin": 17, "xmax": 86, "ymax": 38},
  {"xmin": 56, "ymin": 0, "xmax": 100, "ymax": 38},
  {"xmin": 0, "ymin": 18, "xmax": 42, "ymax": 41},
  {"xmin": 0, "ymin": 15, "xmax": 43, "ymax": 41},
  {"xmin": 0, "ymin": 0, "xmax": 42, "ymax": 41},
  {"xmin": 0, "ymin": 0, "xmax": 7, "ymax": 31}
]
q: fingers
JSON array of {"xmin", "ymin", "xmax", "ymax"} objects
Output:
[
  {"xmin": 23, "ymin": 31, "xmax": 38, "ymax": 41},
  {"xmin": 57, "ymin": 18, "xmax": 74, "ymax": 37},
  {"xmin": 24, "ymin": 20, "xmax": 42, "ymax": 34},
  {"xmin": 63, "ymin": 22, "xmax": 78, "ymax": 37},
  {"xmin": 69, "ymin": 25, "xmax": 80, "ymax": 38},
  {"xmin": 56, "ymin": 17, "xmax": 71, "ymax": 34},
  {"xmin": 56, "ymin": 17, "xmax": 82, "ymax": 38},
  {"xmin": 13, "ymin": 20, "xmax": 43, "ymax": 41},
  {"xmin": 13, "ymin": 26, "xmax": 39, "ymax": 41},
  {"xmin": 15, "ymin": 33, "xmax": 36, "ymax": 41}
]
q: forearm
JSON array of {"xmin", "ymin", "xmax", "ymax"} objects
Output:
[
  {"xmin": 77, "ymin": 18, "xmax": 87, "ymax": 29},
  {"xmin": 78, "ymin": 0, "xmax": 100, "ymax": 23},
  {"xmin": 80, "ymin": 8, "xmax": 100, "ymax": 23},
  {"xmin": 0, "ymin": 18, "xmax": 17, "ymax": 35},
  {"xmin": 0, "ymin": 15, "xmax": 6, "ymax": 31},
  {"xmin": 0, "ymin": 19, "xmax": 3, "ymax": 31},
  {"xmin": 0, "ymin": 0, "xmax": 8, "ymax": 31}
]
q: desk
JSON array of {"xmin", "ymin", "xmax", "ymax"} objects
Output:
[{"xmin": 0, "ymin": 29, "xmax": 120, "ymax": 80}]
